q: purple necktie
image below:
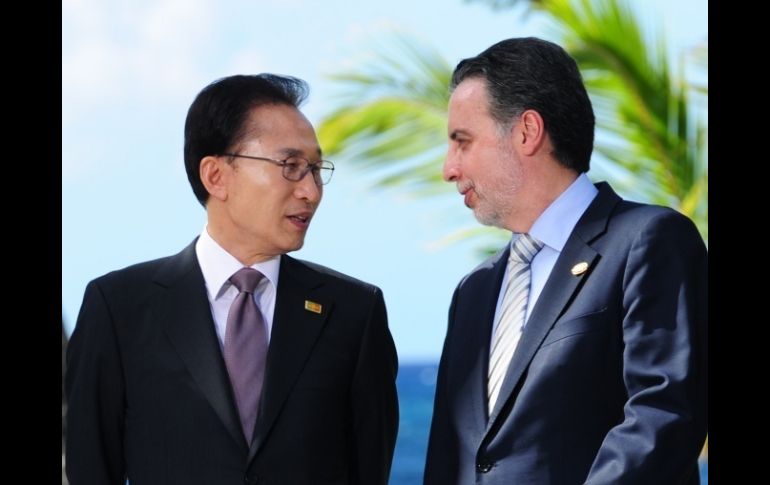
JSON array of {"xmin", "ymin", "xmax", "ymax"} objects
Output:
[{"xmin": 224, "ymin": 268, "xmax": 267, "ymax": 442}]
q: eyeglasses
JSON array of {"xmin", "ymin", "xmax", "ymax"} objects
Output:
[{"xmin": 221, "ymin": 153, "xmax": 335, "ymax": 186}]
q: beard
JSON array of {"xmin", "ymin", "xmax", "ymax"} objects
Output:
[
  {"xmin": 472, "ymin": 189, "xmax": 511, "ymax": 228},
  {"xmin": 471, "ymin": 148, "xmax": 522, "ymax": 230}
]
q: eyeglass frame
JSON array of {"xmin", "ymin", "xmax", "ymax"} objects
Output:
[{"xmin": 220, "ymin": 153, "xmax": 335, "ymax": 186}]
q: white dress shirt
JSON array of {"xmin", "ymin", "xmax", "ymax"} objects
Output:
[
  {"xmin": 490, "ymin": 174, "xmax": 598, "ymax": 339},
  {"xmin": 195, "ymin": 227, "xmax": 280, "ymax": 349}
]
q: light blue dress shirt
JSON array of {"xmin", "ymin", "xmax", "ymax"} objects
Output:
[{"xmin": 490, "ymin": 173, "xmax": 599, "ymax": 339}]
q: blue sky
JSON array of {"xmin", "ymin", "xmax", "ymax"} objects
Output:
[{"xmin": 62, "ymin": 0, "xmax": 707, "ymax": 362}]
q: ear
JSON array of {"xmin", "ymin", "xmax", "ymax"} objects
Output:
[
  {"xmin": 199, "ymin": 155, "xmax": 229, "ymax": 202},
  {"xmin": 516, "ymin": 110, "xmax": 546, "ymax": 157}
]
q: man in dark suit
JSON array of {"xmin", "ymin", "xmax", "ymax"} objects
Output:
[
  {"xmin": 66, "ymin": 74, "xmax": 399, "ymax": 485},
  {"xmin": 424, "ymin": 38, "xmax": 707, "ymax": 484}
]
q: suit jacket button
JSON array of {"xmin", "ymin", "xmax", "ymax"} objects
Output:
[
  {"xmin": 477, "ymin": 460, "xmax": 493, "ymax": 473},
  {"xmin": 244, "ymin": 474, "xmax": 258, "ymax": 484}
]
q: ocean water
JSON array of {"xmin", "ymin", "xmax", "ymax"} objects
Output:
[
  {"xmin": 390, "ymin": 364, "xmax": 439, "ymax": 485},
  {"xmin": 390, "ymin": 363, "xmax": 708, "ymax": 485}
]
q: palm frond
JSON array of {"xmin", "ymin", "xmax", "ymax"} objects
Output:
[
  {"xmin": 318, "ymin": 0, "xmax": 708, "ymax": 253},
  {"xmin": 539, "ymin": 0, "xmax": 706, "ymax": 233},
  {"xmin": 318, "ymin": 34, "xmax": 452, "ymax": 193}
]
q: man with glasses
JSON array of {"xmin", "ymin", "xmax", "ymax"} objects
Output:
[{"xmin": 65, "ymin": 74, "xmax": 399, "ymax": 485}]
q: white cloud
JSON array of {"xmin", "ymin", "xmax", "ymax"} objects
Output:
[
  {"xmin": 262, "ymin": 0, "xmax": 308, "ymax": 7},
  {"xmin": 62, "ymin": 0, "xmax": 220, "ymax": 179},
  {"xmin": 222, "ymin": 50, "xmax": 268, "ymax": 78},
  {"xmin": 63, "ymin": 0, "xmax": 217, "ymax": 112},
  {"xmin": 344, "ymin": 17, "xmax": 401, "ymax": 44}
]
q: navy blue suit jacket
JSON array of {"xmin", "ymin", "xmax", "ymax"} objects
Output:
[
  {"xmin": 66, "ymin": 241, "xmax": 399, "ymax": 485},
  {"xmin": 425, "ymin": 182, "xmax": 707, "ymax": 485}
]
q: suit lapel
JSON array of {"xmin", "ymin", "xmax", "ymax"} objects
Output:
[
  {"xmin": 487, "ymin": 183, "xmax": 621, "ymax": 428},
  {"xmin": 248, "ymin": 255, "xmax": 330, "ymax": 462},
  {"xmin": 155, "ymin": 241, "xmax": 246, "ymax": 451}
]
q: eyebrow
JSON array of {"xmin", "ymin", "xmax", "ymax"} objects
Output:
[{"xmin": 277, "ymin": 147, "xmax": 324, "ymax": 159}]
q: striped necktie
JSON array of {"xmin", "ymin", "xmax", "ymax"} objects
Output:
[{"xmin": 487, "ymin": 233, "xmax": 544, "ymax": 415}]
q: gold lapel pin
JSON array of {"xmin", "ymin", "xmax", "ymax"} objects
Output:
[
  {"xmin": 304, "ymin": 300, "xmax": 323, "ymax": 314},
  {"xmin": 571, "ymin": 261, "xmax": 589, "ymax": 276}
]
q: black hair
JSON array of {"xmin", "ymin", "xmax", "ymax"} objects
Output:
[
  {"xmin": 183, "ymin": 74, "xmax": 309, "ymax": 206},
  {"xmin": 451, "ymin": 37, "xmax": 594, "ymax": 172}
]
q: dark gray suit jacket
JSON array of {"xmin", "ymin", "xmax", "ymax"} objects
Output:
[
  {"xmin": 66, "ymin": 242, "xmax": 399, "ymax": 485},
  {"xmin": 425, "ymin": 183, "xmax": 707, "ymax": 485}
]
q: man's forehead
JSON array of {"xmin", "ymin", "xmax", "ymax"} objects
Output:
[
  {"xmin": 274, "ymin": 146, "xmax": 323, "ymax": 158},
  {"xmin": 451, "ymin": 77, "xmax": 488, "ymax": 103},
  {"xmin": 240, "ymin": 104, "xmax": 318, "ymax": 141}
]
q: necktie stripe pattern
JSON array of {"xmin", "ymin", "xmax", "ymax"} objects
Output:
[
  {"xmin": 224, "ymin": 268, "xmax": 267, "ymax": 442},
  {"xmin": 487, "ymin": 233, "xmax": 544, "ymax": 415}
]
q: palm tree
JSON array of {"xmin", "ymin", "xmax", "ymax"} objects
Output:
[
  {"xmin": 318, "ymin": 0, "xmax": 708, "ymax": 251},
  {"xmin": 318, "ymin": 35, "xmax": 453, "ymax": 196},
  {"xmin": 537, "ymin": 0, "xmax": 708, "ymax": 241}
]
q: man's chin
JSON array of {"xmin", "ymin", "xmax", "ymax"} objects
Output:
[
  {"xmin": 474, "ymin": 210, "xmax": 505, "ymax": 230},
  {"xmin": 284, "ymin": 237, "xmax": 306, "ymax": 254}
]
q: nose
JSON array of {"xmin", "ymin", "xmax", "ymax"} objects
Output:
[
  {"xmin": 294, "ymin": 170, "xmax": 322, "ymax": 204},
  {"xmin": 443, "ymin": 151, "xmax": 460, "ymax": 182}
]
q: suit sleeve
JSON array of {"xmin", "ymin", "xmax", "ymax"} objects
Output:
[
  {"xmin": 350, "ymin": 289, "xmax": 398, "ymax": 485},
  {"xmin": 65, "ymin": 280, "xmax": 127, "ymax": 485},
  {"xmin": 423, "ymin": 285, "xmax": 459, "ymax": 485},
  {"xmin": 586, "ymin": 211, "xmax": 708, "ymax": 484},
  {"xmin": 349, "ymin": 287, "xmax": 399, "ymax": 485}
]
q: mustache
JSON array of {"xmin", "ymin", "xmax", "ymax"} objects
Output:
[{"xmin": 457, "ymin": 181, "xmax": 474, "ymax": 194}]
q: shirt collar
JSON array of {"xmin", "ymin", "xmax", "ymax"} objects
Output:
[
  {"xmin": 527, "ymin": 173, "xmax": 598, "ymax": 252},
  {"xmin": 195, "ymin": 226, "xmax": 281, "ymax": 300}
]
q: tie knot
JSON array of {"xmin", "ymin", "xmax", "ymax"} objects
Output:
[
  {"xmin": 229, "ymin": 268, "xmax": 263, "ymax": 294},
  {"xmin": 509, "ymin": 233, "xmax": 543, "ymax": 264}
]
